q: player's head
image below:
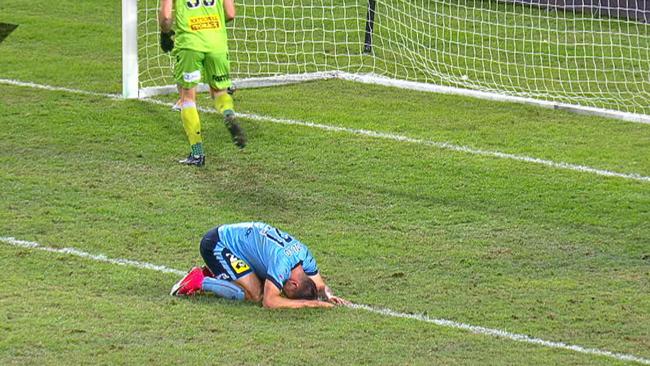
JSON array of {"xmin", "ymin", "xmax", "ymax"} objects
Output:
[{"xmin": 283, "ymin": 272, "xmax": 317, "ymax": 300}]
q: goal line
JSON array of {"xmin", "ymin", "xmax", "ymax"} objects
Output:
[{"xmin": 140, "ymin": 71, "xmax": 650, "ymax": 124}]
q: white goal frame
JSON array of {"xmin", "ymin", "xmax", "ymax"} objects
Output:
[
  {"xmin": 121, "ymin": 0, "xmax": 650, "ymax": 124},
  {"xmin": 122, "ymin": 0, "xmax": 139, "ymax": 99}
]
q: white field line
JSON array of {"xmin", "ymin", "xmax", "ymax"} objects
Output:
[
  {"xmin": 0, "ymin": 78, "xmax": 120, "ymax": 98},
  {"xmin": 1, "ymin": 236, "xmax": 649, "ymax": 365},
  {"xmin": 2, "ymin": 77, "xmax": 649, "ymax": 183},
  {"xmin": 156, "ymin": 99, "xmax": 650, "ymax": 183},
  {"xmin": 349, "ymin": 304, "xmax": 650, "ymax": 365},
  {"xmin": 1, "ymin": 237, "xmax": 184, "ymax": 275}
]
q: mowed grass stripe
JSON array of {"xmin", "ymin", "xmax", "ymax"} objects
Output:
[
  {"xmin": 1, "ymin": 78, "xmax": 647, "ymax": 364},
  {"xmin": 2, "ymin": 236, "xmax": 648, "ymax": 365},
  {"xmin": 1, "ymin": 248, "xmax": 631, "ymax": 366},
  {"xmin": 2, "ymin": 77, "xmax": 648, "ymax": 183}
]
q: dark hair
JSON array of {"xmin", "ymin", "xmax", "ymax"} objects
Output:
[{"xmin": 291, "ymin": 277, "xmax": 318, "ymax": 300}]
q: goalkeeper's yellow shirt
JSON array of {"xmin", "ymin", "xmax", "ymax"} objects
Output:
[{"xmin": 174, "ymin": 0, "xmax": 228, "ymax": 54}]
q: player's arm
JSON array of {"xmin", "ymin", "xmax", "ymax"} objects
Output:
[
  {"xmin": 262, "ymin": 280, "xmax": 333, "ymax": 309},
  {"xmin": 158, "ymin": 0, "xmax": 174, "ymax": 52},
  {"xmin": 223, "ymin": 0, "xmax": 236, "ymax": 22},
  {"xmin": 309, "ymin": 273, "xmax": 351, "ymax": 305},
  {"xmin": 159, "ymin": 0, "xmax": 173, "ymax": 32}
]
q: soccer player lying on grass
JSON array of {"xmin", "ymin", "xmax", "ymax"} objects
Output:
[{"xmin": 171, "ymin": 222, "xmax": 350, "ymax": 309}]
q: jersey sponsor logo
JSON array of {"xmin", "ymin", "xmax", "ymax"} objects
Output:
[
  {"xmin": 183, "ymin": 70, "xmax": 201, "ymax": 83},
  {"xmin": 225, "ymin": 252, "xmax": 250, "ymax": 274},
  {"xmin": 189, "ymin": 15, "xmax": 221, "ymax": 31}
]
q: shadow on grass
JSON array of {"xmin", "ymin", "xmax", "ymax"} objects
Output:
[{"xmin": 0, "ymin": 23, "xmax": 18, "ymax": 44}]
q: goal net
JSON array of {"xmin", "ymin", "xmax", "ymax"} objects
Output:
[{"xmin": 125, "ymin": 0, "xmax": 650, "ymax": 120}]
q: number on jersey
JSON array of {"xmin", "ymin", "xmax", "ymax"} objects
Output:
[{"xmin": 186, "ymin": 0, "xmax": 216, "ymax": 9}]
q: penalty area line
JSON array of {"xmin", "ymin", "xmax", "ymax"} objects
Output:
[
  {"xmin": 2, "ymin": 77, "xmax": 649, "ymax": 183},
  {"xmin": 0, "ymin": 236, "xmax": 184, "ymax": 276},
  {"xmin": 1, "ymin": 236, "xmax": 649, "ymax": 365}
]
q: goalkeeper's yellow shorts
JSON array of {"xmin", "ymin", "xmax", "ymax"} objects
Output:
[{"xmin": 173, "ymin": 48, "xmax": 232, "ymax": 90}]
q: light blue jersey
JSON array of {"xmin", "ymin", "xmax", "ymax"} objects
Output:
[{"xmin": 217, "ymin": 222, "xmax": 319, "ymax": 289}]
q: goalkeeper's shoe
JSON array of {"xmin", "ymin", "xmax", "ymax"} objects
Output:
[
  {"xmin": 224, "ymin": 110, "xmax": 246, "ymax": 149},
  {"xmin": 178, "ymin": 154, "xmax": 205, "ymax": 167},
  {"xmin": 170, "ymin": 267, "xmax": 205, "ymax": 296}
]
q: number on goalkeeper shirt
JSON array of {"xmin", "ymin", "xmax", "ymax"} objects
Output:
[{"xmin": 186, "ymin": 0, "xmax": 216, "ymax": 8}]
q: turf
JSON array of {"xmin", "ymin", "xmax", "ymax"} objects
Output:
[{"xmin": 1, "ymin": 0, "xmax": 649, "ymax": 364}]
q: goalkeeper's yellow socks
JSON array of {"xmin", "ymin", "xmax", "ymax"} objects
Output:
[
  {"xmin": 215, "ymin": 92, "xmax": 234, "ymax": 114},
  {"xmin": 180, "ymin": 102, "xmax": 204, "ymax": 156}
]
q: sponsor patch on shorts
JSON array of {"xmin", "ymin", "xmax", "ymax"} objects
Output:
[
  {"xmin": 220, "ymin": 247, "xmax": 252, "ymax": 278},
  {"xmin": 227, "ymin": 253, "xmax": 251, "ymax": 274},
  {"xmin": 183, "ymin": 70, "xmax": 201, "ymax": 83}
]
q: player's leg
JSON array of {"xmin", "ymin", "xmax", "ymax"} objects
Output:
[
  {"xmin": 197, "ymin": 230, "xmax": 260, "ymax": 301},
  {"xmin": 171, "ymin": 84, "xmax": 182, "ymax": 112},
  {"xmin": 170, "ymin": 266, "xmax": 205, "ymax": 296},
  {"xmin": 204, "ymin": 52, "xmax": 246, "ymax": 148},
  {"xmin": 201, "ymin": 276, "xmax": 247, "ymax": 300},
  {"xmin": 174, "ymin": 49, "xmax": 206, "ymax": 166},
  {"xmin": 170, "ymin": 264, "xmax": 251, "ymax": 300},
  {"xmin": 201, "ymin": 257, "xmax": 259, "ymax": 302},
  {"xmin": 233, "ymin": 273, "xmax": 263, "ymax": 302}
]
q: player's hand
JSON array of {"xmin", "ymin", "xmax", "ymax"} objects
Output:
[
  {"xmin": 160, "ymin": 30, "xmax": 175, "ymax": 53},
  {"xmin": 307, "ymin": 300, "xmax": 334, "ymax": 308},
  {"xmin": 327, "ymin": 296, "xmax": 351, "ymax": 306}
]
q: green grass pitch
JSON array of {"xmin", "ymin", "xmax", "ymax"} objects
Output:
[{"xmin": 0, "ymin": 0, "xmax": 649, "ymax": 364}]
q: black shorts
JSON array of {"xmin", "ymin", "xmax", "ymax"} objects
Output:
[{"xmin": 199, "ymin": 226, "xmax": 253, "ymax": 281}]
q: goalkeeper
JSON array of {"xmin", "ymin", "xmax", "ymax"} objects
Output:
[
  {"xmin": 170, "ymin": 222, "xmax": 350, "ymax": 309},
  {"xmin": 159, "ymin": 0, "xmax": 246, "ymax": 167}
]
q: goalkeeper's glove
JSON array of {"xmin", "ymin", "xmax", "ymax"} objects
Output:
[{"xmin": 160, "ymin": 30, "xmax": 175, "ymax": 53}]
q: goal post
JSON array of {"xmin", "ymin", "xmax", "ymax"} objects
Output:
[
  {"xmin": 123, "ymin": 0, "xmax": 650, "ymax": 123},
  {"xmin": 122, "ymin": 0, "xmax": 138, "ymax": 99}
]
